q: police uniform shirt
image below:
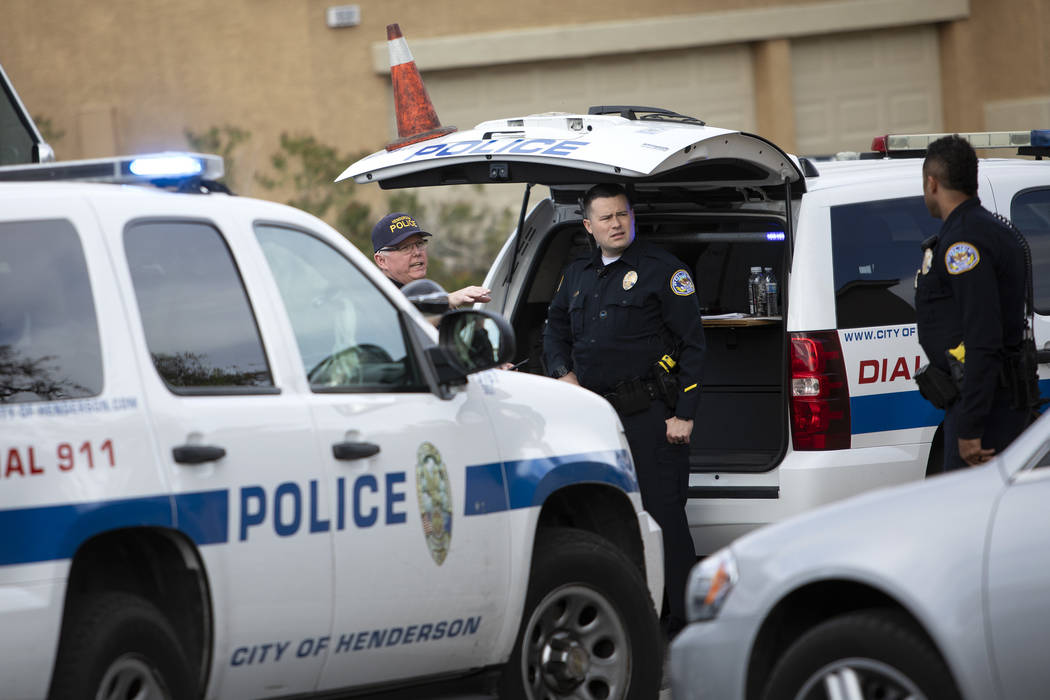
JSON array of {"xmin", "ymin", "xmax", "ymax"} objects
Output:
[
  {"xmin": 543, "ymin": 239, "xmax": 706, "ymax": 418},
  {"xmin": 915, "ymin": 197, "xmax": 1026, "ymax": 439}
]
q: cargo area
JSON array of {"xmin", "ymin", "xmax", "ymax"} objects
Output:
[{"xmin": 508, "ymin": 212, "xmax": 789, "ymax": 474}]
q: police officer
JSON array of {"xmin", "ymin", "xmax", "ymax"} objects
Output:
[
  {"xmin": 915, "ymin": 135, "xmax": 1030, "ymax": 471},
  {"xmin": 543, "ymin": 183, "xmax": 705, "ymax": 637},
  {"xmin": 371, "ymin": 212, "xmax": 491, "ymax": 309}
]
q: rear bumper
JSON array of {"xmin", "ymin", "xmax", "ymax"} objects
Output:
[{"xmin": 685, "ymin": 441, "xmax": 928, "ymax": 554}]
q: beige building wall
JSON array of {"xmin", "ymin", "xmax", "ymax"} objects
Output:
[{"xmin": 1, "ymin": 0, "xmax": 1047, "ymax": 208}]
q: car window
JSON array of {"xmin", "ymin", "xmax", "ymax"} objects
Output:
[
  {"xmin": 830, "ymin": 195, "xmax": 942, "ymax": 329},
  {"xmin": 255, "ymin": 224, "xmax": 425, "ymax": 392},
  {"xmin": 0, "ymin": 219, "xmax": 103, "ymax": 402},
  {"xmin": 1010, "ymin": 188, "xmax": 1050, "ymax": 315},
  {"xmin": 125, "ymin": 220, "xmax": 274, "ymax": 393}
]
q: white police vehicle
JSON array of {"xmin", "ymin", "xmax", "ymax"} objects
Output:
[
  {"xmin": 0, "ymin": 69, "xmax": 664, "ymax": 700},
  {"xmin": 340, "ymin": 111, "xmax": 1050, "ymax": 556}
]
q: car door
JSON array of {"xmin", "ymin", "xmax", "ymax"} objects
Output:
[
  {"xmin": 1009, "ymin": 185, "xmax": 1050, "ymax": 394},
  {"xmin": 253, "ymin": 223, "xmax": 512, "ymax": 690},
  {"xmin": 118, "ymin": 214, "xmax": 333, "ymax": 699},
  {"xmin": 984, "ymin": 436, "xmax": 1050, "ymax": 699}
]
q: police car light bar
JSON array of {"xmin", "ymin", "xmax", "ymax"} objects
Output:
[
  {"xmin": 0, "ymin": 152, "xmax": 225, "ymax": 185},
  {"xmin": 871, "ymin": 130, "xmax": 1050, "ymax": 157}
]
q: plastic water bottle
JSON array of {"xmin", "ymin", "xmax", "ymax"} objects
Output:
[
  {"xmin": 764, "ymin": 267, "xmax": 779, "ymax": 316},
  {"xmin": 748, "ymin": 266, "xmax": 762, "ymax": 315}
]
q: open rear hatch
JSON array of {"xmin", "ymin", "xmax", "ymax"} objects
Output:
[{"xmin": 338, "ymin": 110, "xmax": 804, "ymax": 195}]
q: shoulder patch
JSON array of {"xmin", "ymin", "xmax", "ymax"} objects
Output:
[
  {"xmin": 670, "ymin": 269, "xmax": 695, "ymax": 296},
  {"xmin": 945, "ymin": 241, "xmax": 980, "ymax": 275}
]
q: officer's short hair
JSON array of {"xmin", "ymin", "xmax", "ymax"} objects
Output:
[
  {"xmin": 582, "ymin": 183, "xmax": 631, "ymax": 219},
  {"xmin": 924, "ymin": 135, "xmax": 978, "ymax": 196}
]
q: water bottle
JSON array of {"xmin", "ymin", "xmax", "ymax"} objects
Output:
[
  {"xmin": 764, "ymin": 267, "xmax": 779, "ymax": 316},
  {"xmin": 756, "ymin": 267, "xmax": 768, "ymax": 317},
  {"xmin": 748, "ymin": 266, "xmax": 762, "ymax": 315}
]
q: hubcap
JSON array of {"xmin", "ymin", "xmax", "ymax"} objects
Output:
[
  {"xmin": 795, "ymin": 657, "xmax": 926, "ymax": 700},
  {"xmin": 521, "ymin": 584, "xmax": 630, "ymax": 699},
  {"xmin": 96, "ymin": 654, "xmax": 169, "ymax": 700}
]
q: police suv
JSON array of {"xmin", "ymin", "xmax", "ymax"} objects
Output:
[
  {"xmin": 339, "ymin": 110, "xmax": 1050, "ymax": 556},
  {"xmin": 0, "ymin": 71, "xmax": 664, "ymax": 699}
]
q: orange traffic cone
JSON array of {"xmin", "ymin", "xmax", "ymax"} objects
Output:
[{"xmin": 385, "ymin": 23, "xmax": 457, "ymax": 151}]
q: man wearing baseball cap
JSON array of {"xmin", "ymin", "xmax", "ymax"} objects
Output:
[{"xmin": 371, "ymin": 212, "xmax": 491, "ymax": 309}]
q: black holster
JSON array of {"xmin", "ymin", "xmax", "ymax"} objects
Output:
[
  {"xmin": 603, "ymin": 378, "xmax": 653, "ymax": 416},
  {"xmin": 914, "ymin": 363, "xmax": 958, "ymax": 409},
  {"xmin": 1002, "ymin": 342, "xmax": 1043, "ymax": 421}
]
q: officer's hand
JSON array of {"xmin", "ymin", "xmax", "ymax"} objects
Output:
[
  {"xmin": 557, "ymin": 370, "xmax": 579, "ymax": 386},
  {"xmin": 448, "ymin": 286, "xmax": 492, "ymax": 309},
  {"xmin": 666, "ymin": 417, "xmax": 693, "ymax": 445},
  {"xmin": 959, "ymin": 437, "xmax": 995, "ymax": 466}
]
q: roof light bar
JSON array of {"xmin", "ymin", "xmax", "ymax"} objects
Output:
[
  {"xmin": 0, "ymin": 152, "xmax": 224, "ymax": 185},
  {"xmin": 872, "ymin": 130, "xmax": 1050, "ymax": 157}
]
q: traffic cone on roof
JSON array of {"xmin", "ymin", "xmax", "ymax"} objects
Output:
[{"xmin": 385, "ymin": 23, "xmax": 456, "ymax": 151}]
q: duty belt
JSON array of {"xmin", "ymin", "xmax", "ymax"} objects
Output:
[{"xmin": 602, "ymin": 377, "xmax": 661, "ymax": 416}]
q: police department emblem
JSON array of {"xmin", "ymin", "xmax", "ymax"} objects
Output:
[
  {"xmin": 622, "ymin": 270, "xmax": 638, "ymax": 290},
  {"xmin": 670, "ymin": 269, "xmax": 695, "ymax": 296},
  {"xmin": 415, "ymin": 442, "xmax": 453, "ymax": 566},
  {"xmin": 945, "ymin": 242, "xmax": 980, "ymax": 275},
  {"xmin": 921, "ymin": 248, "xmax": 933, "ymax": 275}
]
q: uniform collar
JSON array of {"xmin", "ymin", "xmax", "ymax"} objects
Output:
[
  {"xmin": 942, "ymin": 196, "xmax": 981, "ymax": 228},
  {"xmin": 585, "ymin": 238, "xmax": 645, "ymax": 269}
]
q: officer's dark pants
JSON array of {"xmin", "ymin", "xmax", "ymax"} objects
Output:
[
  {"xmin": 619, "ymin": 400, "xmax": 695, "ymax": 638},
  {"xmin": 942, "ymin": 387, "xmax": 1028, "ymax": 472}
]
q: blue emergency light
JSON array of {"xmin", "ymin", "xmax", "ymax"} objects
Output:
[
  {"xmin": 1030, "ymin": 129, "xmax": 1050, "ymax": 148},
  {"xmin": 129, "ymin": 154, "xmax": 205, "ymax": 178},
  {"xmin": 0, "ymin": 152, "xmax": 225, "ymax": 188}
]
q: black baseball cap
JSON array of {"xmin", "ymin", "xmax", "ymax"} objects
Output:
[{"xmin": 371, "ymin": 212, "xmax": 431, "ymax": 253}]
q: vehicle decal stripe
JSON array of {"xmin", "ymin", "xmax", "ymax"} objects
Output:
[
  {"xmin": 174, "ymin": 490, "xmax": 230, "ymax": 545},
  {"xmin": 851, "ymin": 379, "xmax": 1050, "ymax": 434},
  {"xmin": 464, "ymin": 449, "xmax": 636, "ymax": 516},
  {"xmin": 463, "ymin": 463, "xmax": 509, "ymax": 515},
  {"xmin": 850, "ymin": 389, "xmax": 943, "ymax": 433},
  {"xmin": 0, "ymin": 495, "xmax": 173, "ymax": 566}
]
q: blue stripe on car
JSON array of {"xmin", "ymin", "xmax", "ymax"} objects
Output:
[
  {"xmin": 851, "ymin": 379, "xmax": 1050, "ymax": 434},
  {"xmin": 463, "ymin": 449, "xmax": 636, "ymax": 516}
]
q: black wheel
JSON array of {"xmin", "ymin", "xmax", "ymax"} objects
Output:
[
  {"xmin": 49, "ymin": 592, "xmax": 194, "ymax": 700},
  {"xmin": 500, "ymin": 527, "xmax": 661, "ymax": 700},
  {"xmin": 761, "ymin": 609, "xmax": 961, "ymax": 700}
]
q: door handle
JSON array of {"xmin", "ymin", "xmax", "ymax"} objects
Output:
[
  {"xmin": 332, "ymin": 441, "xmax": 381, "ymax": 460},
  {"xmin": 172, "ymin": 444, "xmax": 227, "ymax": 464}
]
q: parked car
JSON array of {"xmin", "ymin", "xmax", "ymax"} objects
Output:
[{"xmin": 671, "ymin": 407, "xmax": 1050, "ymax": 700}]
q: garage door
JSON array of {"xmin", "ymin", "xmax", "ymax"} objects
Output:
[
  {"xmin": 792, "ymin": 25, "xmax": 942, "ymax": 157},
  {"xmin": 418, "ymin": 44, "xmax": 755, "ymax": 137}
]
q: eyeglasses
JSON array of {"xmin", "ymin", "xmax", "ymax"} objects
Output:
[{"xmin": 381, "ymin": 239, "xmax": 429, "ymax": 254}]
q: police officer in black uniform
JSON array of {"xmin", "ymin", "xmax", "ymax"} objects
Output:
[
  {"xmin": 915, "ymin": 135, "xmax": 1030, "ymax": 471},
  {"xmin": 544, "ymin": 183, "xmax": 705, "ymax": 637}
]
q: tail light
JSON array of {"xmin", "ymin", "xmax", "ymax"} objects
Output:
[{"xmin": 790, "ymin": 331, "xmax": 851, "ymax": 450}]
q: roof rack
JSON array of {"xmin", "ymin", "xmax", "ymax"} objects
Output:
[
  {"xmin": 870, "ymin": 130, "xmax": 1050, "ymax": 159},
  {"xmin": 0, "ymin": 152, "xmax": 227, "ymax": 191},
  {"xmin": 587, "ymin": 105, "xmax": 706, "ymax": 126}
]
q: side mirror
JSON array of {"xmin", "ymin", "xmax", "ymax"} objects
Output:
[
  {"xmin": 438, "ymin": 310, "xmax": 515, "ymax": 374},
  {"xmin": 402, "ymin": 278, "xmax": 450, "ymax": 315}
]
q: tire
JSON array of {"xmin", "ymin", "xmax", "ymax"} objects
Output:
[
  {"xmin": 49, "ymin": 592, "xmax": 195, "ymax": 700},
  {"xmin": 499, "ymin": 527, "xmax": 662, "ymax": 700},
  {"xmin": 761, "ymin": 608, "xmax": 961, "ymax": 700}
]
